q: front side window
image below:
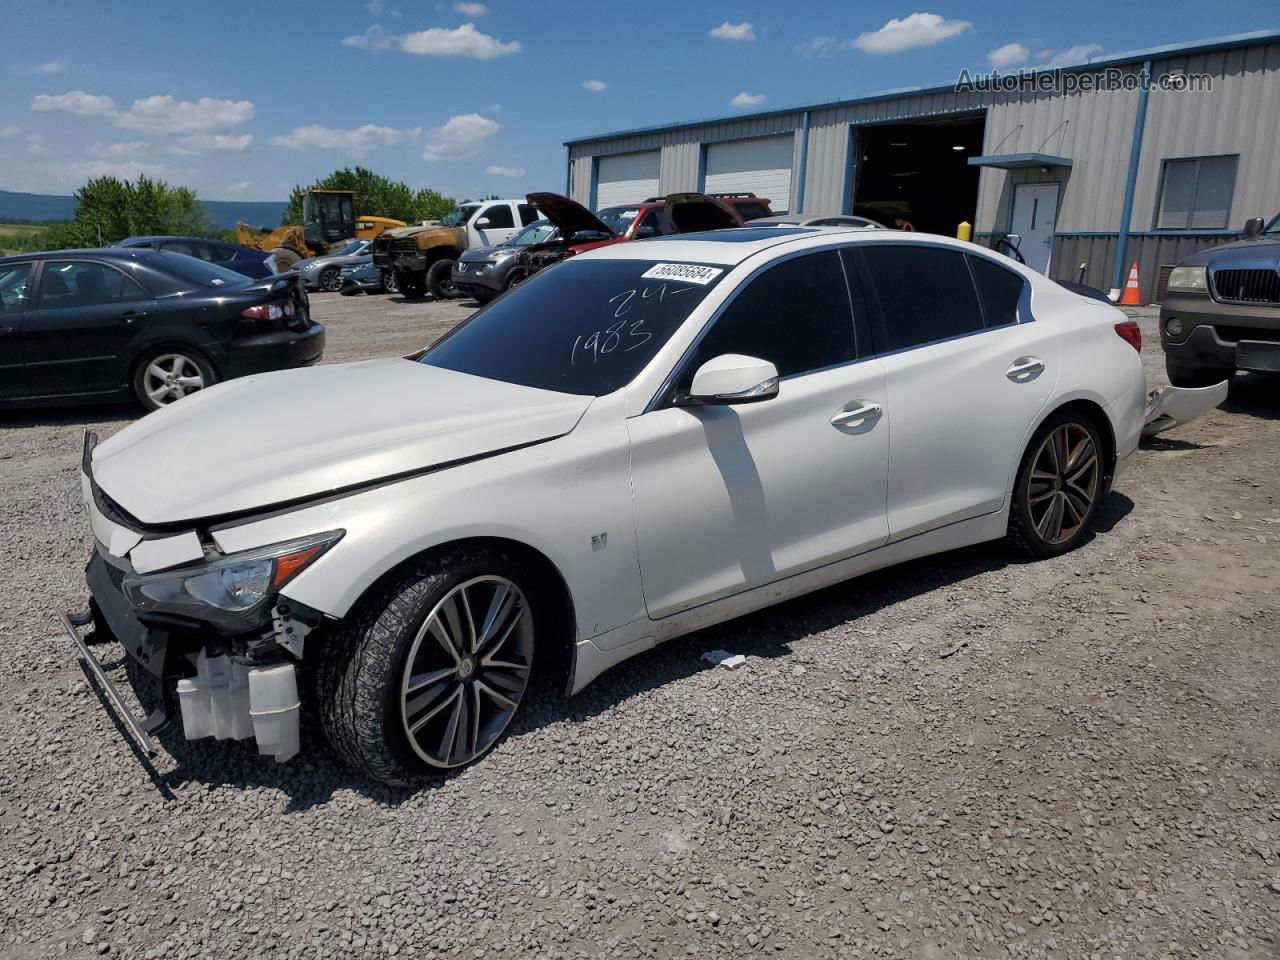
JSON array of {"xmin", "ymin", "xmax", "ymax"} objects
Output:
[
  {"xmin": 861, "ymin": 245, "xmax": 984, "ymax": 351},
  {"xmin": 685, "ymin": 251, "xmax": 856, "ymax": 380},
  {"xmin": 1157, "ymin": 156, "xmax": 1237, "ymax": 229},
  {"xmin": 968, "ymin": 255, "xmax": 1025, "ymax": 328},
  {"xmin": 481, "ymin": 204, "xmax": 514, "ymax": 229},
  {"xmin": 36, "ymin": 261, "xmax": 147, "ymax": 309},
  {"xmin": 0, "ymin": 262, "xmax": 32, "ymax": 312},
  {"xmin": 422, "ymin": 259, "xmax": 727, "ymax": 396}
]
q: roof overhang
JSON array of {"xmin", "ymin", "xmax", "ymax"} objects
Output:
[{"xmin": 967, "ymin": 152, "xmax": 1073, "ymax": 170}]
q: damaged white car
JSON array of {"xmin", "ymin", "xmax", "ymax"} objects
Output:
[{"xmin": 63, "ymin": 226, "xmax": 1225, "ymax": 786}]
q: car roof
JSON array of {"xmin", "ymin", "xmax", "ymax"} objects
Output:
[
  {"xmin": 117, "ymin": 235, "xmax": 229, "ymax": 245},
  {"xmin": 0, "ymin": 247, "xmax": 162, "ymax": 264},
  {"xmin": 578, "ymin": 225, "xmax": 990, "ymax": 266}
]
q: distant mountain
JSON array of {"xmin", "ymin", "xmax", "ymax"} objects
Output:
[{"xmin": 0, "ymin": 189, "xmax": 287, "ymax": 230}]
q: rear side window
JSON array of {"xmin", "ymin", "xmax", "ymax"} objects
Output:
[
  {"xmin": 688, "ymin": 251, "xmax": 855, "ymax": 379},
  {"xmin": 518, "ymin": 203, "xmax": 540, "ymax": 226},
  {"xmin": 861, "ymin": 245, "xmax": 983, "ymax": 351},
  {"xmin": 968, "ymin": 255, "xmax": 1024, "ymax": 327},
  {"xmin": 153, "ymin": 251, "xmax": 247, "ymax": 287},
  {"xmin": 481, "ymin": 204, "xmax": 514, "ymax": 229}
]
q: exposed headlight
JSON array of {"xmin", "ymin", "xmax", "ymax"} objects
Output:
[
  {"xmin": 1167, "ymin": 266, "xmax": 1208, "ymax": 294},
  {"xmin": 472, "ymin": 262, "xmax": 491, "ymax": 274},
  {"xmin": 1165, "ymin": 316, "xmax": 1184, "ymax": 337},
  {"xmin": 122, "ymin": 531, "xmax": 343, "ymax": 633}
]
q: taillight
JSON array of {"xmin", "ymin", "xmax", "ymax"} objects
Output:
[
  {"xmin": 242, "ymin": 303, "xmax": 284, "ymax": 320},
  {"xmin": 1114, "ymin": 320, "xmax": 1142, "ymax": 353}
]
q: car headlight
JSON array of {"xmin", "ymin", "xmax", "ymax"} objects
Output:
[
  {"xmin": 122, "ymin": 530, "xmax": 343, "ymax": 633},
  {"xmin": 1167, "ymin": 266, "xmax": 1208, "ymax": 294}
]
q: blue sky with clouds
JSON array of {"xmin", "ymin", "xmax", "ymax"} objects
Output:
[{"xmin": 0, "ymin": 1, "xmax": 1274, "ymax": 203}]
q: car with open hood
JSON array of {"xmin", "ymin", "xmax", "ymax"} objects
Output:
[
  {"xmin": 63, "ymin": 225, "xmax": 1225, "ymax": 786},
  {"xmin": 451, "ymin": 219, "xmax": 558, "ymax": 303}
]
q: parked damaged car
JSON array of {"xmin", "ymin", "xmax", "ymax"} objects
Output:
[
  {"xmin": 509, "ymin": 191, "xmax": 747, "ymax": 284},
  {"xmin": 62, "ymin": 226, "xmax": 1226, "ymax": 786},
  {"xmin": 451, "ymin": 219, "xmax": 558, "ymax": 303},
  {"xmin": 338, "ymin": 260, "xmax": 399, "ymax": 295}
]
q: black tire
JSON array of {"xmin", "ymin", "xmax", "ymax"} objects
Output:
[
  {"xmin": 381, "ymin": 270, "xmax": 399, "ymax": 295},
  {"xmin": 504, "ymin": 266, "xmax": 530, "ymax": 291},
  {"xmin": 132, "ymin": 346, "xmax": 217, "ymax": 413},
  {"xmin": 427, "ymin": 259, "xmax": 460, "ymax": 300},
  {"xmin": 318, "ymin": 266, "xmax": 342, "ymax": 292},
  {"xmin": 1007, "ymin": 409, "xmax": 1105, "ymax": 558},
  {"xmin": 270, "ymin": 247, "xmax": 302, "ymax": 271},
  {"xmin": 1165, "ymin": 356, "xmax": 1232, "ymax": 388},
  {"xmin": 472, "ymin": 289, "xmax": 495, "ymax": 304},
  {"xmin": 314, "ymin": 546, "xmax": 538, "ymax": 786},
  {"xmin": 396, "ymin": 269, "xmax": 425, "ymax": 298}
]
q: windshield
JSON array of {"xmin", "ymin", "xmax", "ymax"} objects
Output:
[
  {"xmin": 507, "ymin": 221, "xmax": 557, "ymax": 247},
  {"xmin": 594, "ymin": 206, "xmax": 642, "ymax": 236},
  {"xmin": 422, "ymin": 258, "xmax": 727, "ymax": 396},
  {"xmin": 154, "ymin": 251, "xmax": 248, "ymax": 287},
  {"xmin": 1265, "ymin": 213, "xmax": 1280, "ymax": 236},
  {"xmin": 441, "ymin": 204, "xmax": 480, "ymax": 227}
]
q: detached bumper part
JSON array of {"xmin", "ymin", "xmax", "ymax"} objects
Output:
[
  {"xmin": 177, "ymin": 650, "xmax": 300, "ymax": 763},
  {"xmin": 1142, "ymin": 380, "xmax": 1230, "ymax": 437},
  {"xmin": 59, "ymin": 610, "xmax": 159, "ymax": 756}
]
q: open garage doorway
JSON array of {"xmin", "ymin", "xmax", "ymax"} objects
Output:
[{"xmin": 850, "ymin": 114, "xmax": 985, "ymax": 235}]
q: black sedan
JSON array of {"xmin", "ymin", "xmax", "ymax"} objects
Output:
[{"xmin": 0, "ymin": 248, "xmax": 324, "ymax": 411}]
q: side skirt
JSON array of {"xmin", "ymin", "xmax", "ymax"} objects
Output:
[{"xmin": 569, "ymin": 509, "xmax": 1009, "ymax": 693}]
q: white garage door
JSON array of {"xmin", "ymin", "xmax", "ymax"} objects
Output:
[
  {"xmin": 596, "ymin": 151, "xmax": 660, "ymax": 209},
  {"xmin": 705, "ymin": 135, "xmax": 795, "ymax": 214}
]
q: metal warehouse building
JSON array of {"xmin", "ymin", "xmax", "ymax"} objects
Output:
[{"xmin": 564, "ymin": 29, "xmax": 1280, "ymax": 303}]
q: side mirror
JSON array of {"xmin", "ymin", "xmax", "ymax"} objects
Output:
[
  {"xmin": 1243, "ymin": 217, "xmax": 1264, "ymax": 240},
  {"xmin": 475, "ymin": 217, "xmax": 492, "ymax": 228},
  {"xmin": 634, "ymin": 224, "xmax": 660, "ymax": 239},
  {"xmin": 681, "ymin": 354, "xmax": 779, "ymax": 405}
]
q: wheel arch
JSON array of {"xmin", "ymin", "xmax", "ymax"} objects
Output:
[
  {"xmin": 343, "ymin": 535, "xmax": 578, "ymax": 695},
  {"xmin": 423, "ymin": 245, "xmax": 464, "ymax": 264},
  {"xmin": 1013, "ymin": 394, "xmax": 1118, "ymax": 499},
  {"xmin": 129, "ymin": 338, "xmax": 220, "ymax": 383}
]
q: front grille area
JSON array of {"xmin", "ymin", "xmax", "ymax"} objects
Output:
[
  {"xmin": 391, "ymin": 238, "xmax": 421, "ymax": 256},
  {"xmin": 1212, "ymin": 268, "xmax": 1280, "ymax": 304}
]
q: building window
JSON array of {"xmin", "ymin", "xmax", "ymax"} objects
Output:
[{"xmin": 1156, "ymin": 156, "xmax": 1237, "ymax": 230}]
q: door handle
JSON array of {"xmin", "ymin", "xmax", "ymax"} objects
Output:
[
  {"xmin": 121, "ymin": 310, "xmax": 146, "ymax": 324},
  {"xmin": 831, "ymin": 401, "xmax": 883, "ymax": 427},
  {"xmin": 1006, "ymin": 357, "xmax": 1044, "ymax": 380}
]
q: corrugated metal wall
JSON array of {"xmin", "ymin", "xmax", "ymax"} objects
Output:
[{"xmin": 1131, "ymin": 42, "xmax": 1280, "ymax": 232}]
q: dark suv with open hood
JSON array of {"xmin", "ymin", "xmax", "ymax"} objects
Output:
[{"xmin": 1160, "ymin": 213, "xmax": 1280, "ymax": 386}]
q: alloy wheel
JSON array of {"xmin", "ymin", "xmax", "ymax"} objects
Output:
[
  {"xmin": 143, "ymin": 354, "xmax": 206, "ymax": 406},
  {"xmin": 399, "ymin": 576, "xmax": 534, "ymax": 768},
  {"xmin": 320, "ymin": 267, "xmax": 342, "ymax": 292},
  {"xmin": 1027, "ymin": 423, "xmax": 1099, "ymax": 544}
]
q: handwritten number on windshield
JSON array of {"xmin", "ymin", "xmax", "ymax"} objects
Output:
[{"xmin": 574, "ymin": 284, "xmax": 685, "ymax": 364}]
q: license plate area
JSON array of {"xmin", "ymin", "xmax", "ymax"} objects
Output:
[{"xmin": 1237, "ymin": 340, "xmax": 1280, "ymax": 373}]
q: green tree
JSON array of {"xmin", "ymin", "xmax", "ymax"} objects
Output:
[
  {"xmin": 281, "ymin": 167, "xmax": 458, "ymax": 225},
  {"xmin": 35, "ymin": 175, "xmax": 217, "ymax": 250},
  {"xmin": 410, "ymin": 188, "xmax": 456, "ymax": 222}
]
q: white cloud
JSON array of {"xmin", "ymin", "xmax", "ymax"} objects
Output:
[
  {"xmin": 88, "ymin": 141, "xmax": 146, "ymax": 157},
  {"xmin": 1036, "ymin": 43, "xmax": 1103, "ymax": 68},
  {"xmin": 582, "ymin": 79, "xmax": 608, "ymax": 92},
  {"xmin": 32, "ymin": 61, "xmax": 66, "ymax": 74},
  {"xmin": 454, "ymin": 2, "xmax": 488, "ymax": 15},
  {"xmin": 176, "ymin": 132, "xmax": 254, "ymax": 152},
  {"xmin": 268, "ymin": 123, "xmax": 420, "ymax": 156},
  {"xmin": 854, "ymin": 12, "xmax": 972, "ymax": 54},
  {"xmin": 730, "ymin": 91, "xmax": 766, "ymax": 108},
  {"xmin": 709, "ymin": 21, "xmax": 755, "ymax": 41},
  {"xmin": 0, "ymin": 126, "xmax": 19, "ymax": 138},
  {"xmin": 344, "ymin": 22, "xmax": 520, "ymax": 59},
  {"xmin": 486, "ymin": 164, "xmax": 524, "ymax": 177},
  {"xmin": 31, "ymin": 90, "xmax": 253, "ymax": 133},
  {"xmin": 29, "ymin": 143, "xmax": 48, "ymax": 157},
  {"xmin": 66, "ymin": 159, "xmax": 168, "ymax": 180},
  {"xmin": 987, "ymin": 42, "xmax": 1029, "ymax": 68},
  {"xmin": 422, "ymin": 113, "xmax": 500, "ymax": 160},
  {"xmin": 795, "ymin": 35, "xmax": 842, "ymax": 57},
  {"xmin": 224, "ymin": 180, "xmax": 252, "ymax": 194},
  {"xmin": 32, "ymin": 90, "xmax": 117, "ymax": 117}
]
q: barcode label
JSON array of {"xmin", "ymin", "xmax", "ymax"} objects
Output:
[{"xmin": 640, "ymin": 263, "xmax": 724, "ymax": 285}]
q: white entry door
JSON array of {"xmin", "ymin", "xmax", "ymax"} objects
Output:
[{"xmin": 1009, "ymin": 183, "xmax": 1059, "ymax": 274}]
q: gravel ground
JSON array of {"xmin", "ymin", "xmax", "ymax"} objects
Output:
[{"xmin": 1, "ymin": 294, "xmax": 1278, "ymax": 960}]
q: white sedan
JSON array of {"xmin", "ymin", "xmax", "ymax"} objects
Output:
[{"xmin": 68, "ymin": 226, "xmax": 1217, "ymax": 785}]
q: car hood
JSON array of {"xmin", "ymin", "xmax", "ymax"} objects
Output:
[
  {"xmin": 1179, "ymin": 236, "xmax": 1280, "ymax": 269},
  {"xmin": 528, "ymin": 193, "xmax": 615, "ymax": 239},
  {"xmin": 459, "ymin": 243, "xmax": 516, "ymax": 264},
  {"xmin": 90, "ymin": 358, "xmax": 592, "ymax": 525}
]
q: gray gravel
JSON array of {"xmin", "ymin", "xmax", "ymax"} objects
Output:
[{"xmin": 2, "ymin": 295, "xmax": 1278, "ymax": 959}]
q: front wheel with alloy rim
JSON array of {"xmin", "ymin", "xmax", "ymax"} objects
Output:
[
  {"xmin": 318, "ymin": 266, "xmax": 342, "ymax": 292},
  {"xmin": 1007, "ymin": 411, "xmax": 1105, "ymax": 558},
  {"xmin": 380, "ymin": 269, "xmax": 399, "ymax": 294},
  {"xmin": 132, "ymin": 348, "xmax": 216, "ymax": 412},
  {"xmin": 315, "ymin": 547, "xmax": 536, "ymax": 785}
]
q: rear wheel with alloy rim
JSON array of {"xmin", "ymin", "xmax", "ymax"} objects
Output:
[
  {"xmin": 316, "ymin": 546, "xmax": 536, "ymax": 784},
  {"xmin": 132, "ymin": 348, "xmax": 216, "ymax": 412},
  {"xmin": 1007, "ymin": 411, "xmax": 1104, "ymax": 557}
]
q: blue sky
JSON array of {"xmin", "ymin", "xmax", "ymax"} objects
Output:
[{"xmin": 0, "ymin": 1, "xmax": 1274, "ymax": 204}]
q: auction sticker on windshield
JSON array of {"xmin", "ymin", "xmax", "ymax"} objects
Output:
[{"xmin": 640, "ymin": 263, "xmax": 724, "ymax": 285}]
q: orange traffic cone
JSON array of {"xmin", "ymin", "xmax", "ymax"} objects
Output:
[{"xmin": 1120, "ymin": 262, "xmax": 1141, "ymax": 306}]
